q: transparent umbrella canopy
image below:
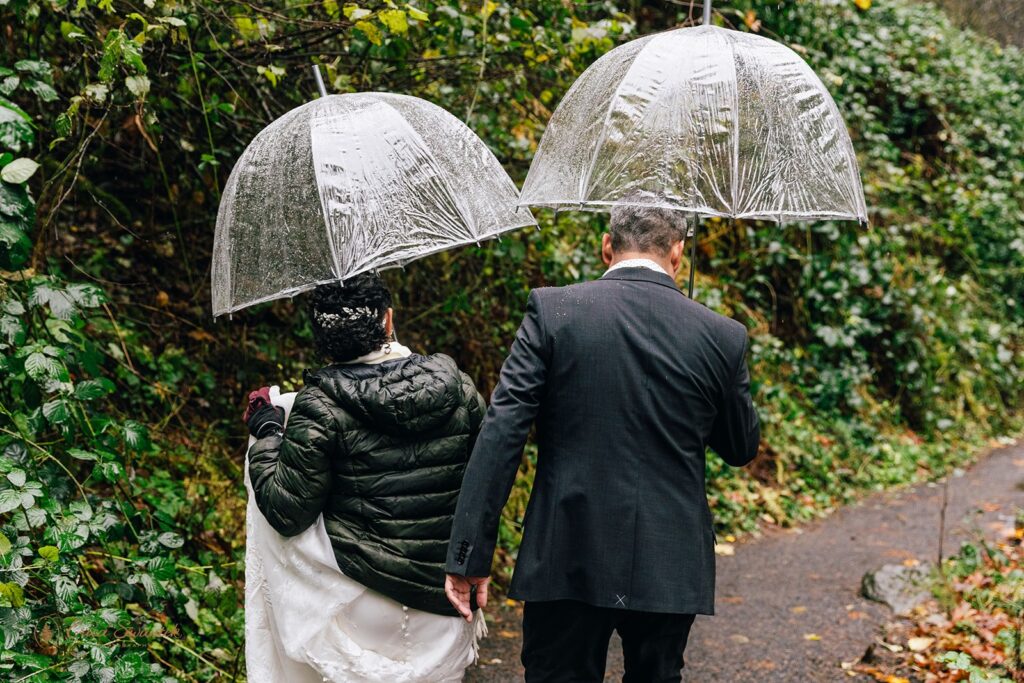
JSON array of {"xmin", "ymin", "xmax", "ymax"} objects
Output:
[
  {"xmin": 212, "ymin": 92, "xmax": 536, "ymax": 316},
  {"xmin": 519, "ymin": 15, "xmax": 867, "ymax": 294}
]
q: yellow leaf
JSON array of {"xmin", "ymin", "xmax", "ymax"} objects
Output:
[
  {"xmin": 343, "ymin": 4, "xmax": 372, "ymax": 20},
  {"xmin": 854, "ymin": 0, "xmax": 871, "ymax": 10},
  {"xmin": 482, "ymin": 0, "xmax": 498, "ymax": 21},
  {"xmin": 378, "ymin": 9, "xmax": 408, "ymax": 34},
  {"xmin": 803, "ymin": 633, "xmax": 821, "ymax": 641},
  {"xmin": 354, "ymin": 19, "xmax": 382, "ymax": 45},
  {"xmin": 790, "ymin": 605, "xmax": 807, "ymax": 614},
  {"xmin": 407, "ymin": 4, "xmax": 428, "ymax": 21}
]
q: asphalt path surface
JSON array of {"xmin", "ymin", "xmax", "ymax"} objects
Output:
[{"xmin": 465, "ymin": 440, "xmax": 1024, "ymax": 682}]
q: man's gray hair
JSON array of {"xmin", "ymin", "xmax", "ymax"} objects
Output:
[{"xmin": 609, "ymin": 191, "xmax": 689, "ymax": 256}]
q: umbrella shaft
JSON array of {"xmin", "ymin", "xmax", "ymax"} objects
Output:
[
  {"xmin": 312, "ymin": 64, "xmax": 328, "ymax": 97},
  {"xmin": 703, "ymin": 1, "xmax": 712, "ymax": 25},
  {"xmin": 687, "ymin": 215, "xmax": 698, "ymax": 299}
]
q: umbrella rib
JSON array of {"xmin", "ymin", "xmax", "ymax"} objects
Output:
[
  {"xmin": 728, "ymin": 29, "xmax": 741, "ymax": 215},
  {"xmin": 577, "ymin": 45, "xmax": 646, "ymax": 203}
]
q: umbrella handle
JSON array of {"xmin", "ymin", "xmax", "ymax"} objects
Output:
[{"xmin": 703, "ymin": 0, "xmax": 712, "ymax": 25}]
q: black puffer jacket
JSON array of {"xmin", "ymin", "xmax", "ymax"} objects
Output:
[{"xmin": 248, "ymin": 353, "xmax": 485, "ymax": 616}]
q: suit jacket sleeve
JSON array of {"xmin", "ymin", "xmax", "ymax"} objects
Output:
[
  {"xmin": 446, "ymin": 290, "xmax": 549, "ymax": 577},
  {"xmin": 247, "ymin": 387, "xmax": 334, "ymax": 537},
  {"xmin": 707, "ymin": 335, "xmax": 761, "ymax": 467}
]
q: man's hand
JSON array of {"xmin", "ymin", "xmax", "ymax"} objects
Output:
[{"xmin": 445, "ymin": 574, "xmax": 489, "ymax": 622}]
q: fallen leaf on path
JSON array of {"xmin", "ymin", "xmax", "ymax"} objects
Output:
[
  {"xmin": 720, "ymin": 596, "xmax": 744, "ymax": 604},
  {"xmin": 875, "ymin": 640, "xmax": 903, "ymax": 653},
  {"xmin": 847, "ymin": 610, "xmax": 869, "ymax": 620},
  {"xmin": 714, "ymin": 543, "xmax": 735, "ymax": 556},
  {"xmin": 730, "ymin": 634, "xmax": 750, "ymax": 644},
  {"xmin": 906, "ymin": 636, "xmax": 934, "ymax": 651},
  {"xmin": 803, "ymin": 633, "xmax": 821, "ymax": 641},
  {"xmin": 487, "ymin": 658, "xmax": 502, "ymax": 665},
  {"xmin": 497, "ymin": 630, "xmax": 517, "ymax": 638},
  {"xmin": 790, "ymin": 605, "xmax": 807, "ymax": 614}
]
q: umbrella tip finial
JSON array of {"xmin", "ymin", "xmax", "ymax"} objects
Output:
[
  {"xmin": 703, "ymin": 0, "xmax": 712, "ymax": 25},
  {"xmin": 312, "ymin": 64, "xmax": 328, "ymax": 98}
]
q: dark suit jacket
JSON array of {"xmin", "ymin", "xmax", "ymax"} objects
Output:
[{"xmin": 445, "ymin": 267, "xmax": 760, "ymax": 615}]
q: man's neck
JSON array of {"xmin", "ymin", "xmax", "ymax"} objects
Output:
[{"xmin": 607, "ymin": 252, "xmax": 674, "ymax": 276}]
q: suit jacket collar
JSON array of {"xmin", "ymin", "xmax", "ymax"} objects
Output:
[{"xmin": 601, "ymin": 266, "xmax": 683, "ymax": 294}]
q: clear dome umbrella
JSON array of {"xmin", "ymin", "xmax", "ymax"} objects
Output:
[
  {"xmin": 519, "ymin": 4, "xmax": 867, "ymax": 297},
  {"xmin": 212, "ymin": 91, "xmax": 537, "ymax": 317}
]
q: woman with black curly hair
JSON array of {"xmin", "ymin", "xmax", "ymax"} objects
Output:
[{"xmin": 241, "ymin": 272, "xmax": 487, "ymax": 682}]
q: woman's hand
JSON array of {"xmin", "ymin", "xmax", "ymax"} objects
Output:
[{"xmin": 243, "ymin": 387, "xmax": 284, "ymax": 438}]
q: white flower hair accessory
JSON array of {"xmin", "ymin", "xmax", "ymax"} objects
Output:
[{"xmin": 313, "ymin": 306, "xmax": 380, "ymax": 329}]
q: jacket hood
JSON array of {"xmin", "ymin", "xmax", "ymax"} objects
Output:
[{"xmin": 304, "ymin": 354, "xmax": 466, "ymax": 435}]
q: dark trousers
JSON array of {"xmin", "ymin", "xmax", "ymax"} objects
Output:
[{"xmin": 521, "ymin": 600, "xmax": 697, "ymax": 682}]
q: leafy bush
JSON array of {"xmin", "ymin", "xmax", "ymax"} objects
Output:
[{"xmin": 0, "ymin": 0, "xmax": 1022, "ymax": 677}]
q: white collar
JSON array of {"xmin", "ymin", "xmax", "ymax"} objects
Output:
[
  {"xmin": 341, "ymin": 341, "xmax": 413, "ymax": 365},
  {"xmin": 604, "ymin": 258, "xmax": 669, "ymax": 277}
]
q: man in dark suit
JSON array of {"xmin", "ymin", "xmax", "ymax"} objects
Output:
[{"xmin": 444, "ymin": 199, "xmax": 760, "ymax": 682}]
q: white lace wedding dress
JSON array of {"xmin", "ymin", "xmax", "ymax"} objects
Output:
[{"xmin": 244, "ymin": 387, "xmax": 486, "ymax": 682}]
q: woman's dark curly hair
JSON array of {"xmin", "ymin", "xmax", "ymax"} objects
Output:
[{"xmin": 309, "ymin": 273, "xmax": 393, "ymax": 363}]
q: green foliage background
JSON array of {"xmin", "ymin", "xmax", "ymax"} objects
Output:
[{"xmin": 0, "ymin": 0, "xmax": 1021, "ymax": 679}]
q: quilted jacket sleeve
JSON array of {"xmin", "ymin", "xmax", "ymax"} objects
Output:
[
  {"xmin": 460, "ymin": 371, "xmax": 486, "ymax": 439},
  {"xmin": 248, "ymin": 386, "xmax": 335, "ymax": 537}
]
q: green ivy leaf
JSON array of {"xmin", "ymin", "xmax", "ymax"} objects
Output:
[
  {"xmin": 66, "ymin": 283, "xmax": 106, "ymax": 308},
  {"xmin": 29, "ymin": 282, "xmax": 77, "ymax": 320},
  {"xmin": 25, "ymin": 80, "xmax": 58, "ymax": 102},
  {"xmin": 0, "ymin": 98, "xmax": 33, "ymax": 154},
  {"xmin": 24, "ymin": 352, "xmax": 61, "ymax": 379},
  {"xmin": 0, "ymin": 489, "xmax": 22, "ymax": 514},
  {"xmin": 122, "ymin": 421, "xmax": 151, "ymax": 452},
  {"xmin": 157, "ymin": 531, "xmax": 183, "ymax": 548},
  {"xmin": 42, "ymin": 399, "xmax": 70, "ymax": 425},
  {"xmin": 74, "ymin": 380, "xmax": 109, "ymax": 400},
  {"xmin": 67, "ymin": 448, "xmax": 98, "ymax": 461},
  {"xmin": 38, "ymin": 545, "xmax": 59, "ymax": 562},
  {"xmin": 124, "ymin": 74, "xmax": 150, "ymax": 99},
  {"xmin": 0, "ymin": 75, "xmax": 19, "ymax": 97},
  {"xmin": 0, "ymin": 315, "xmax": 24, "ymax": 345},
  {"xmin": 6, "ymin": 470, "xmax": 25, "ymax": 487},
  {"xmin": 14, "ymin": 60, "xmax": 51, "ymax": 79},
  {"xmin": 1, "ymin": 158, "xmax": 40, "ymax": 184}
]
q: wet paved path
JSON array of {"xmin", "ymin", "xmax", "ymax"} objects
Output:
[{"xmin": 465, "ymin": 440, "xmax": 1023, "ymax": 682}]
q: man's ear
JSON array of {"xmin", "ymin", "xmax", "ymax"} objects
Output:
[
  {"xmin": 384, "ymin": 308, "xmax": 394, "ymax": 337},
  {"xmin": 601, "ymin": 234, "xmax": 614, "ymax": 266},
  {"xmin": 669, "ymin": 240, "xmax": 685, "ymax": 275}
]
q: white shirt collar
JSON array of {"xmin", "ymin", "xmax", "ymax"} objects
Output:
[{"xmin": 604, "ymin": 258, "xmax": 669, "ymax": 277}]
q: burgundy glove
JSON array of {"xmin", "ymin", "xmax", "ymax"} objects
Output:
[{"xmin": 243, "ymin": 387, "xmax": 284, "ymax": 438}]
